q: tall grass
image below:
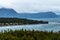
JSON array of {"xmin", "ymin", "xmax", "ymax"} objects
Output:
[{"xmin": 0, "ymin": 29, "xmax": 60, "ymax": 40}]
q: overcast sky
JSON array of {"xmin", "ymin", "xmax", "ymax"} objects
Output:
[{"xmin": 0, "ymin": 0, "xmax": 60, "ymax": 15}]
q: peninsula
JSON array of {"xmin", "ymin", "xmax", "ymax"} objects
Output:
[{"xmin": 0, "ymin": 18, "xmax": 48, "ymax": 26}]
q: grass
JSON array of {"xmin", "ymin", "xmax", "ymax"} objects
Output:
[{"xmin": 0, "ymin": 29, "xmax": 60, "ymax": 40}]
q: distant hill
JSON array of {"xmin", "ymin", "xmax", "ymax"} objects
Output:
[
  {"xmin": 18, "ymin": 12, "xmax": 57, "ymax": 18},
  {"xmin": 0, "ymin": 8, "xmax": 58, "ymax": 18},
  {"xmin": 57, "ymin": 15, "xmax": 60, "ymax": 18},
  {"xmin": 0, "ymin": 8, "xmax": 18, "ymax": 18}
]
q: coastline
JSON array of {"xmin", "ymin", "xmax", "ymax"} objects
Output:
[{"xmin": 0, "ymin": 18, "xmax": 48, "ymax": 26}]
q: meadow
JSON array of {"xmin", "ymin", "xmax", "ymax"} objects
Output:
[{"xmin": 0, "ymin": 29, "xmax": 60, "ymax": 40}]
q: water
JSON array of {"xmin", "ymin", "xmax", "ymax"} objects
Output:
[
  {"xmin": 0, "ymin": 18, "xmax": 60, "ymax": 32},
  {"xmin": 28, "ymin": 18, "xmax": 60, "ymax": 22}
]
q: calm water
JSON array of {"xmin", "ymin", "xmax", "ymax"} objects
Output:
[
  {"xmin": 0, "ymin": 18, "xmax": 60, "ymax": 32},
  {"xmin": 28, "ymin": 18, "xmax": 60, "ymax": 22}
]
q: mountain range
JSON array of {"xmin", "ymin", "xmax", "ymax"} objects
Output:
[{"xmin": 0, "ymin": 8, "xmax": 59, "ymax": 19}]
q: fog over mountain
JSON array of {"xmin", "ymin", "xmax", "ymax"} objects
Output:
[{"xmin": 0, "ymin": 0, "xmax": 60, "ymax": 15}]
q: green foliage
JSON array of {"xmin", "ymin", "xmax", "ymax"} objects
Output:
[
  {"xmin": 0, "ymin": 30, "xmax": 60, "ymax": 40},
  {"xmin": 0, "ymin": 18, "xmax": 48, "ymax": 26}
]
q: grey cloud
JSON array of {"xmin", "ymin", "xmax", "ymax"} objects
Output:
[{"xmin": 0, "ymin": 0, "xmax": 60, "ymax": 14}]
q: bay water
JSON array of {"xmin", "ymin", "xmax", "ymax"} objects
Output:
[{"xmin": 0, "ymin": 18, "xmax": 60, "ymax": 32}]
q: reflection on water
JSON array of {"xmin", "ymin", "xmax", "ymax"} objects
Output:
[{"xmin": 0, "ymin": 22, "xmax": 60, "ymax": 32}]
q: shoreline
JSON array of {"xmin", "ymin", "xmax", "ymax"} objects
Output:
[
  {"xmin": 0, "ymin": 23, "xmax": 48, "ymax": 26},
  {"xmin": 0, "ymin": 18, "xmax": 48, "ymax": 26}
]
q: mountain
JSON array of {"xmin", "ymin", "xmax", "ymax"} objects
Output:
[
  {"xmin": 57, "ymin": 15, "xmax": 60, "ymax": 18},
  {"xmin": 0, "ymin": 8, "xmax": 58, "ymax": 18},
  {"xmin": 18, "ymin": 12, "xmax": 57, "ymax": 18},
  {"xmin": 0, "ymin": 8, "xmax": 18, "ymax": 18}
]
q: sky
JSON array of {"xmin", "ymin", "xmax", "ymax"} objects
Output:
[{"xmin": 0, "ymin": 0, "xmax": 60, "ymax": 15}]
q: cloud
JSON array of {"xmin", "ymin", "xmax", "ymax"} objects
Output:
[{"xmin": 0, "ymin": 0, "xmax": 60, "ymax": 14}]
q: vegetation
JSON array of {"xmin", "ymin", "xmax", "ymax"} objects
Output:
[
  {"xmin": 0, "ymin": 18, "xmax": 48, "ymax": 26},
  {"xmin": 0, "ymin": 29, "xmax": 60, "ymax": 40}
]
